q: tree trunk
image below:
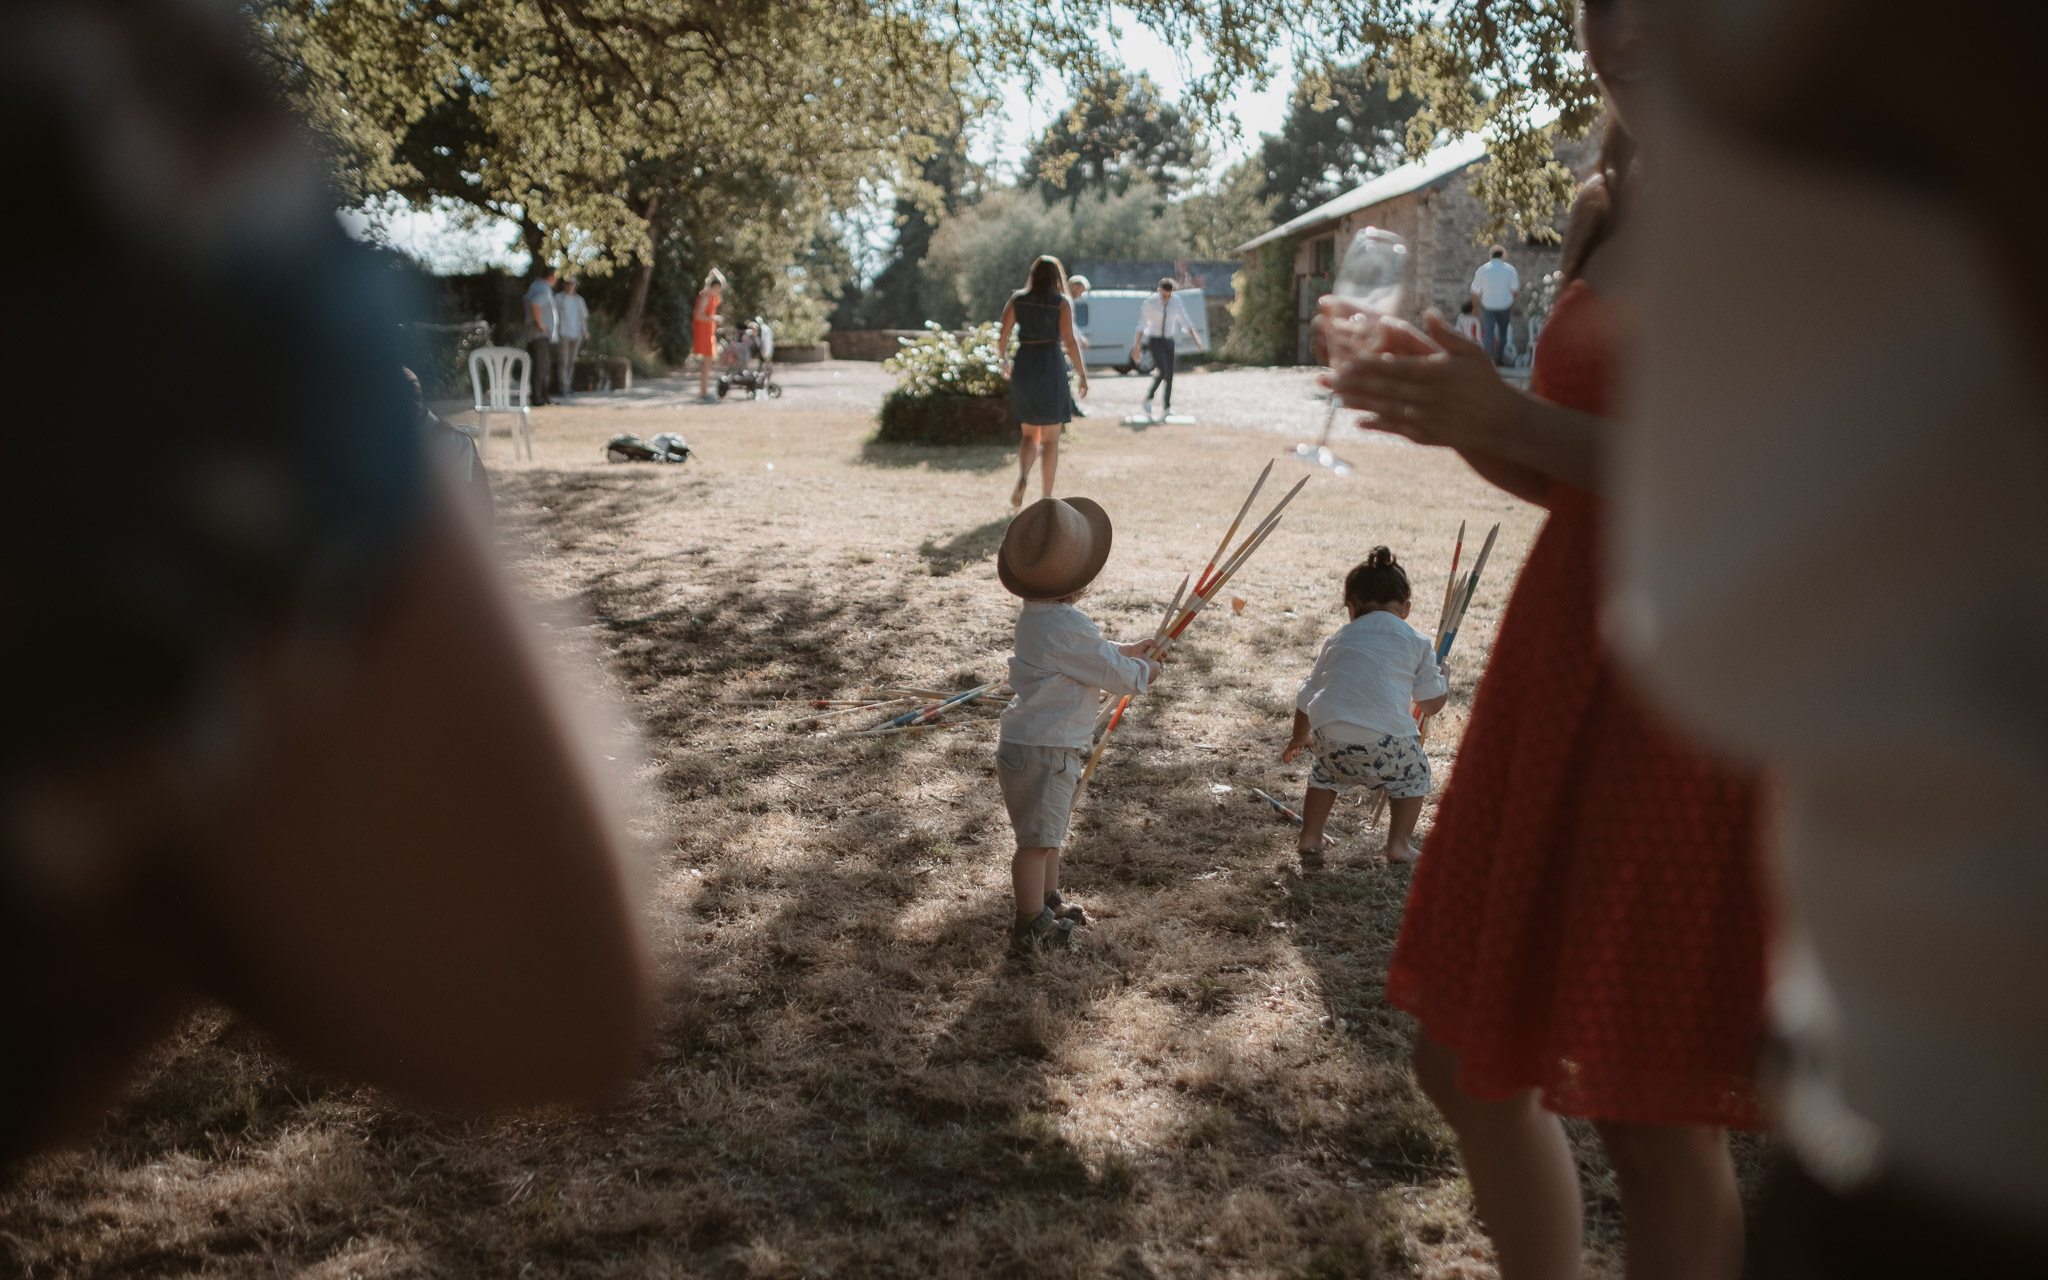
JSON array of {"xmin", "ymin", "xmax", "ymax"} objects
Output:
[
  {"xmin": 520, "ymin": 216, "xmax": 547, "ymax": 271},
  {"xmin": 622, "ymin": 192, "xmax": 662, "ymax": 345}
]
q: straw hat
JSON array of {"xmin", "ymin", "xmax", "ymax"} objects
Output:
[{"xmin": 998, "ymin": 497, "xmax": 1113, "ymax": 600}]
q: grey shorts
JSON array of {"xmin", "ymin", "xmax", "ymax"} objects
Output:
[
  {"xmin": 1307, "ymin": 728, "xmax": 1431, "ymax": 799},
  {"xmin": 997, "ymin": 740, "xmax": 1087, "ymax": 848}
]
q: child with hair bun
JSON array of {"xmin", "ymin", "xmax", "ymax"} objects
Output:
[{"xmin": 1283, "ymin": 546, "xmax": 1449, "ymax": 864}]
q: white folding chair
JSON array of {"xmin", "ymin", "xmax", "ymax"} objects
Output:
[{"xmin": 468, "ymin": 345, "xmax": 533, "ymax": 461}]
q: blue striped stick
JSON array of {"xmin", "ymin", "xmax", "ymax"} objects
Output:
[
  {"xmin": 861, "ymin": 680, "xmax": 1000, "ymax": 734},
  {"xmin": 1434, "ymin": 523, "xmax": 1499, "ymax": 664}
]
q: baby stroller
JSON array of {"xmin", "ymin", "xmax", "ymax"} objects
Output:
[{"xmin": 716, "ymin": 317, "xmax": 782, "ymax": 399}]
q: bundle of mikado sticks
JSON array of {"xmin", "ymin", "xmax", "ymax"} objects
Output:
[
  {"xmin": 850, "ymin": 682, "xmax": 1012, "ymax": 737},
  {"xmin": 1365, "ymin": 519, "xmax": 1500, "ymax": 828},
  {"xmin": 1078, "ymin": 460, "xmax": 1310, "ymax": 786}
]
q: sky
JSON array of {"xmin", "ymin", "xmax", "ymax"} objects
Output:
[
  {"xmin": 970, "ymin": 9, "xmax": 1296, "ymax": 183},
  {"xmin": 343, "ymin": 8, "xmax": 1303, "ymax": 276}
]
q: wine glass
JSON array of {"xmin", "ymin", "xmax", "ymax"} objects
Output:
[{"xmin": 1299, "ymin": 226, "xmax": 1409, "ymax": 474}]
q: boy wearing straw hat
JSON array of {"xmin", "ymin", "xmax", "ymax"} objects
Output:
[{"xmin": 997, "ymin": 498, "xmax": 1162, "ymax": 953}]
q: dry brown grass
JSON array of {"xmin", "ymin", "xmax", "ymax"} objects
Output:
[{"xmin": 0, "ymin": 398, "xmax": 1760, "ymax": 1277}]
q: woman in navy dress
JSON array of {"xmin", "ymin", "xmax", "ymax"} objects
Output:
[{"xmin": 999, "ymin": 256, "xmax": 1090, "ymax": 506}]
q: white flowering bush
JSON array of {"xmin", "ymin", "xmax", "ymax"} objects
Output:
[
  {"xmin": 881, "ymin": 322, "xmax": 1008, "ymax": 398},
  {"xmin": 1526, "ymin": 269, "xmax": 1567, "ymax": 333}
]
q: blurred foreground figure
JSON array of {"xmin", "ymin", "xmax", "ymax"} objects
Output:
[
  {"xmin": 0, "ymin": 0, "xmax": 648, "ymax": 1162},
  {"xmin": 1617, "ymin": 0, "xmax": 2048, "ymax": 1270}
]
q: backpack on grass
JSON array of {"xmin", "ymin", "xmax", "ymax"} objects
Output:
[{"xmin": 605, "ymin": 432, "xmax": 690, "ymax": 464}]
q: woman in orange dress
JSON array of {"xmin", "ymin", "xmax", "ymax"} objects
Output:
[
  {"xmin": 693, "ymin": 268, "xmax": 725, "ymax": 402},
  {"xmin": 1324, "ymin": 4, "xmax": 1768, "ymax": 1278}
]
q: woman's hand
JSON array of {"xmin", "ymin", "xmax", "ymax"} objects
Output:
[
  {"xmin": 1076, "ymin": 375, "xmax": 1089, "ymax": 399},
  {"xmin": 1320, "ymin": 309, "xmax": 1527, "ymax": 454},
  {"xmin": 1281, "ymin": 736, "xmax": 1308, "ymax": 764}
]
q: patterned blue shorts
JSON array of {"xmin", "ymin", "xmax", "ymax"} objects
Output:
[{"xmin": 1307, "ymin": 728, "xmax": 1431, "ymax": 799}]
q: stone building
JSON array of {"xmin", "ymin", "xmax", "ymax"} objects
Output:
[{"xmin": 1233, "ymin": 133, "xmax": 1598, "ymax": 364}]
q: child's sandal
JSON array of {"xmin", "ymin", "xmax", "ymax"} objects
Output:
[
  {"xmin": 1045, "ymin": 891, "xmax": 1088, "ymax": 927},
  {"xmin": 1296, "ymin": 843, "xmax": 1326, "ymax": 868},
  {"xmin": 1010, "ymin": 907, "xmax": 1075, "ymax": 955}
]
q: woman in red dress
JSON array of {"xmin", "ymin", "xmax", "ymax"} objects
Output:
[
  {"xmin": 1324, "ymin": 4, "xmax": 1768, "ymax": 1278},
  {"xmin": 693, "ymin": 268, "xmax": 725, "ymax": 402}
]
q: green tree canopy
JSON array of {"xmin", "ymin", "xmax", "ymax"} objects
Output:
[
  {"xmin": 1259, "ymin": 64, "xmax": 1421, "ymax": 219},
  {"xmin": 256, "ymin": 0, "xmax": 1598, "ymax": 352},
  {"xmin": 251, "ymin": 0, "xmax": 969, "ymax": 347},
  {"xmin": 920, "ymin": 181, "xmax": 1193, "ymax": 327},
  {"xmin": 1180, "ymin": 158, "xmax": 1279, "ymax": 258},
  {"xmin": 1025, "ymin": 71, "xmax": 1206, "ymax": 203}
]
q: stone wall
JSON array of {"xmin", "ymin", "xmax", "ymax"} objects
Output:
[
  {"xmin": 1289, "ymin": 133, "xmax": 1599, "ymax": 362},
  {"xmin": 826, "ymin": 330, "xmax": 925, "ymax": 362}
]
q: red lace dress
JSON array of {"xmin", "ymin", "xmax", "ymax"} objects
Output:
[{"xmin": 1384, "ymin": 280, "xmax": 1769, "ymax": 1128}]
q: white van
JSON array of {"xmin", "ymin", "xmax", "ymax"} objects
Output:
[{"xmin": 1070, "ymin": 288, "xmax": 1210, "ymax": 373}]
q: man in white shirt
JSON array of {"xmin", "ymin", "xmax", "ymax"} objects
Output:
[
  {"xmin": 554, "ymin": 277, "xmax": 589, "ymax": 399},
  {"xmin": 520, "ymin": 266, "xmax": 558, "ymax": 405},
  {"xmin": 1469, "ymin": 246, "xmax": 1520, "ymax": 365},
  {"xmin": 1129, "ymin": 277, "xmax": 1199, "ymax": 420}
]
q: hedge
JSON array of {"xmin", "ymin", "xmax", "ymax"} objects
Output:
[
  {"xmin": 874, "ymin": 390, "xmax": 1019, "ymax": 446},
  {"xmin": 1219, "ymin": 237, "xmax": 1297, "ymax": 366}
]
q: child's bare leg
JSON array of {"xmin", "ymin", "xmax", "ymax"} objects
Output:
[
  {"xmin": 1385, "ymin": 795, "xmax": 1424, "ymax": 862},
  {"xmin": 1298, "ymin": 785, "xmax": 1338, "ymax": 851},
  {"xmin": 1043, "ymin": 847, "xmax": 1061, "ymax": 898},
  {"xmin": 1038, "ymin": 432, "xmax": 1060, "ymax": 497},
  {"xmin": 1011, "ymin": 847, "xmax": 1053, "ymax": 918}
]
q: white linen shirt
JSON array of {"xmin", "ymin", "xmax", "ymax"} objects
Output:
[
  {"xmin": 1471, "ymin": 258, "xmax": 1520, "ymax": 310},
  {"xmin": 1000, "ymin": 602, "xmax": 1154, "ymax": 749},
  {"xmin": 1135, "ymin": 292, "xmax": 1193, "ymax": 341},
  {"xmin": 1295, "ymin": 610, "xmax": 1447, "ymax": 741},
  {"xmin": 555, "ymin": 292, "xmax": 589, "ymax": 340}
]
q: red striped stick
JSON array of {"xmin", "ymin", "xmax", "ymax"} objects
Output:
[{"xmin": 1194, "ymin": 461, "xmax": 1272, "ymax": 596}]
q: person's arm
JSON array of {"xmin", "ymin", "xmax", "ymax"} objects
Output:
[
  {"xmin": 1412, "ymin": 649, "xmax": 1451, "ymax": 719},
  {"xmin": 1281, "ymin": 708, "xmax": 1312, "ymax": 762},
  {"xmin": 1458, "ymin": 449, "xmax": 1555, "ymax": 507},
  {"xmin": 529, "ymin": 297, "xmax": 549, "ymax": 334},
  {"xmin": 693, "ymin": 291, "xmax": 709, "ymax": 323},
  {"xmin": 182, "ymin": 492, "xmax": 648, "ymax": 1108},
  {"xmin": 1058, "ymin": 298, "xmax": 1089, "ymax": 398},
  {"xmin": 1131, "ymin": 301, "xmax": 1150, "ymax": 360},
  {"xmin": 998, "ymin": 297, "xmax": 1016, "ymax": 366},
  {"xmin": 1320, "ymin": 307, "xmax": 1609, "ymax": 494},
  {"xmin": 1051, "ymin": 625, "xmax": 1157, "ymax": 695},
  {"xmin": 1285, "ymin": 641, "xmax": 1334, "ymax": 763},
  {"xmin": 1177, "ymin": 299, "xmax": 1200, "ymax": 343}
]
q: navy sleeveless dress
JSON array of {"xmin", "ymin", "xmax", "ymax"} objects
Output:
[{"xmin": 1009, "ymin": 291, "xmax": 1071, "ymax": 426}]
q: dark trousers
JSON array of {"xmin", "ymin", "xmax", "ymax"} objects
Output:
[
  {"xmin": 1481, "ymin": 307, "xmax": 1513, "ymax": 365},
  {"xmin": 527, "ymin": 338, "xmax": 556, "ymax": 403},
  {"xmin": 1750, "ymin": 1156, "xmax": 2048, "ymax": 1279},
  {"xmin": 1144, "ymin": 337, "xmax": 1177, "ymax": 409}
]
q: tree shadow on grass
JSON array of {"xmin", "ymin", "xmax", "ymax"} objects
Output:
[
  {"xmin": 918, "ymin": 519, "xmax": 1010, "ymax": 578},
  {"xmin": 0, "ymin": 462, "xmax": 1430, "ymax": 1280},
  {"xmin": 856, "ymin": 440, "xmax": 1015, "ymax": 473}
]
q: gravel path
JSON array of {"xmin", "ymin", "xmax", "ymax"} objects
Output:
[{"xmin": 544, "ymin": 360, "xmax": 1403, "ymax": 457}]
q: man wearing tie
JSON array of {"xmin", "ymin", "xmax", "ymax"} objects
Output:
[{"xmin": 1130, "ymin": 278, "xmax": 1198, "ymax": 421}]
